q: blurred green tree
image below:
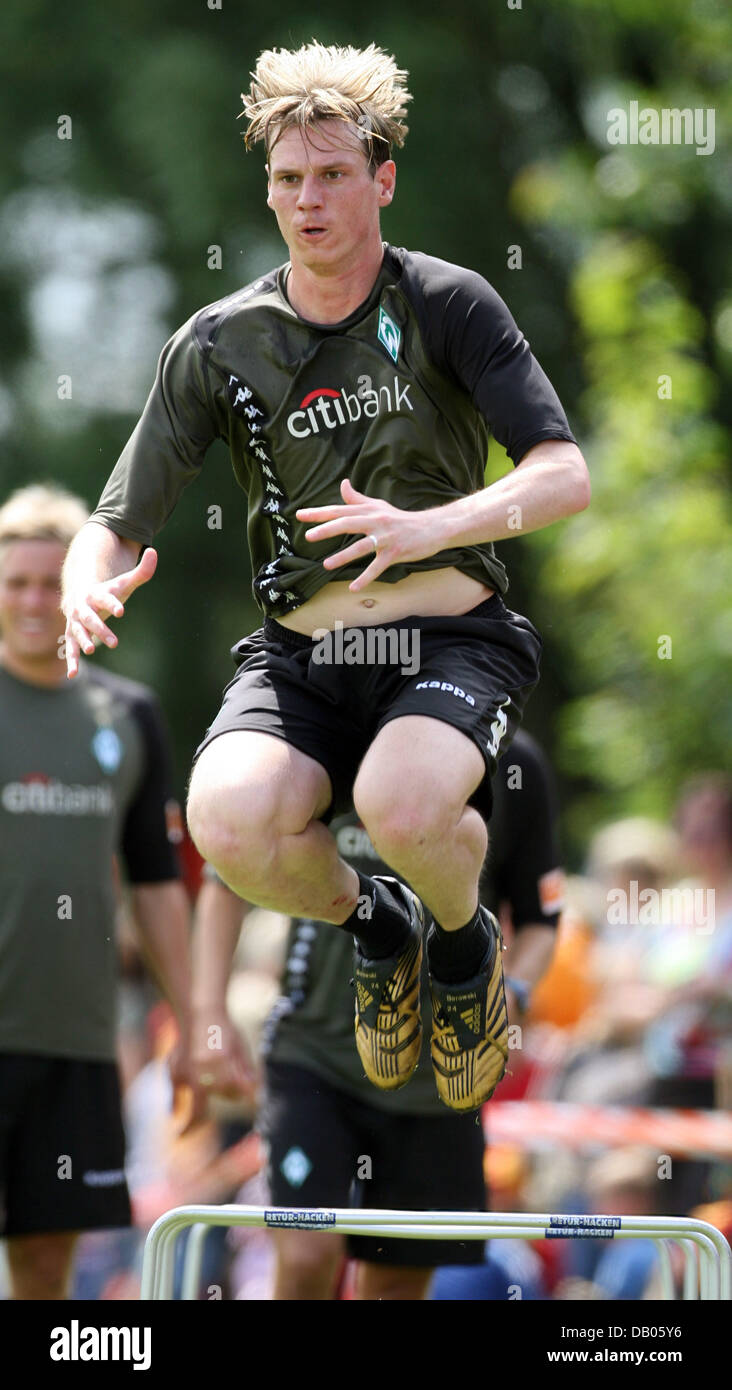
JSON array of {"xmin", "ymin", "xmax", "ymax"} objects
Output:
[{"xmin": 0, "ymin": 0, "xmax": 728, "ymax": 863}]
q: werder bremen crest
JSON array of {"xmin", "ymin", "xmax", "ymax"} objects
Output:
[{"xmin": 377, "ymin": 305, "xmax": 401, "ymax": 363}]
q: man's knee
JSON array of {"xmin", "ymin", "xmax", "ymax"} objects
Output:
[
  {"xmin": 187, "ymin": 768, "xmax": 278, "ymax": 881},
  {"xmin": 353, "ymin": 771, "xmax": 459, "ymax": 867},
  {"xmin": 186, "ymin": 733, "xmax": 326, "ymax": 883}
]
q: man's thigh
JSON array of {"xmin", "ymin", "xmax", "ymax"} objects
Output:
[
  {"xmin": 191, "ymin": 626, "xmax": 367, "ymax": 820},
  {"xmin": 357, "ymin": 594, "xmax": 542, "ymax": 822},
  {"xmin": 355, "ymin": 715, "xmax": 486, "ymax": 821},
  {"xmin": 0, "ymin": 1053, "xmax": 131, "ymax": 1238},
  {"xmin": 189, "ymin": 730, "xmax": 334, "ymax": 829}
]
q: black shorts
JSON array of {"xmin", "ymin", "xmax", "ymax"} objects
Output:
[
  {"xmin": 195, "ymin": 594, "xmax": 541, "ymax": 821},
  {"xmin": 261, "ymin": 1061, "xmax": 486, "ymax": 1267},
  {"xmin": 0, "ymin": 1052, "xmax": 132, "ymax": 1238}
]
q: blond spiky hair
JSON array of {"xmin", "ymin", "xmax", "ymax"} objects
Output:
[
  {"xmin": 242, "ymin": 40, "xmax": 411, "ymax": 170},
  {"xmin": 0, "ymin": 484, "xmax": 88, "ymax": 560}
]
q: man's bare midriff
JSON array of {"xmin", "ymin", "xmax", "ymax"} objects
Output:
[{"xmin": 277, "ymin": 567, "xmax": 495, "ymax": 634}]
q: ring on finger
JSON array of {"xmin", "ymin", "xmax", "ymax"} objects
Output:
[{"xmin": 367, "ymin": 534, "xmax": 379, "ymax": 552}]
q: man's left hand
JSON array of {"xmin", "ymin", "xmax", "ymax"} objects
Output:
[
  {"xmin": 297, "ymin": 478, "xmax": 445, "ymax": 592},
  {"xmin": 167, "ymin": 1036, "xmax": 209, "ymax": 1134}
]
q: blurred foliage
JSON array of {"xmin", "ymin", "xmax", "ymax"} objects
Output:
[{"xmin": 0, "ymin": 0, "xmax": 729, "ymax": 865}]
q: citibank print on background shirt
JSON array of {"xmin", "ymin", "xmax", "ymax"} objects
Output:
[
  {"xmin": 90, "ymin": 245, "xmax": 576, "ymax": 618},
  {"xmin": 0, "ymin": 664, "xmax": 179, "ymax": 1062}
]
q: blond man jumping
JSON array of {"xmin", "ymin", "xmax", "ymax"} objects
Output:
[{"xmin": 62, "ymin": 41, "xmax": 589, "ymax": 1112}]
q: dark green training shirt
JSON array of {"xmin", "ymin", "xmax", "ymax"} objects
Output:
[
  {"xmin": 91, "ymin": 245, "xmax": 576, "ymax": 618},
  {"xmin": 0, "ymin": 664, "xmax": 180, "ymax": 1061}
]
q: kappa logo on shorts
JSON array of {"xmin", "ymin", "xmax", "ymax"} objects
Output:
[{"xmin": 414, "ymin": 680, "xmax": 476, "ymax": 707}]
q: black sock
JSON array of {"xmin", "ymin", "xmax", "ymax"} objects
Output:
[
  {"xmin": 338, "ymin": 872, "xmax": 412, "ymax": 960},
  {"xmin": 427, "ymin": 907, "xmax": 493, "ymax": 983}
]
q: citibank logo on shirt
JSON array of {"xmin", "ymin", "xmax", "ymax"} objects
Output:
[
  {"xmin": 1, "ymin": 775, "xmax": 113, "ymax": 816},
  {"xmin": 286, "ymin": 376, "xmax": 413, "ymax": 439}
]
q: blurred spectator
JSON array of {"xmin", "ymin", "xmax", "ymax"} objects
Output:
[
  {"xmin": 530, "ymin": 875, "xmax": 600, "ymax": 1030},
  {"xmin": 644, "ymin": 775, "xmax": 732, "ymax": 1211},
  {"xmin": 536, "ymin": 788, "xmax": 732, "ymax": 1219},
  {"xmin": 553, "ymin": 1148, "xmax": 662, "ymax": 1300},
  {"xmin": 550, "ymin": 817, "xmax": 680, "ymax": 1107}
]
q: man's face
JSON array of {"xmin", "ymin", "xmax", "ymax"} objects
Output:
[
  {"xmin": 266, "ymin": 119, "xmax": 395, "ymax": 275},
  {"xmin": 0, "ymin": 539, "xmax": 66, "ymax": 666}
]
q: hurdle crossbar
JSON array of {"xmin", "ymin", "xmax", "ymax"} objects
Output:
[{"xmin": 140, "ymin": 1204, "xmax": 731, "ymax": 1301}]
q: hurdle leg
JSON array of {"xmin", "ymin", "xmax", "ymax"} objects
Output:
[
  {"xmin": 705, "ymin": 1224, "xmax": 731, "ymax": 1301},
  {"xmin": 678, "ymin": 1238, "xmax": 699, "ymax": 1300},
  {"xmin": 159, "ymin": 1217, "xmax": 191, "ymax": 1300},
  {"xmin": 690, "ymin": 1232, "xmax": 714, "ymax": 1300},
  {"xmin": 181, "ymin": 1223, "xmax": 210, "ymax": 1301},
  {"xmin": 140, "ymin": 1214, "xmax": 166, "ymax": 1300},
  {"xmin": 154, "ymin": 1221, "xmax": 178, "ymax": 1300},
  {"xmin": 652, "ymin": 1240, "xmax": 675, "ymax": 1300}
]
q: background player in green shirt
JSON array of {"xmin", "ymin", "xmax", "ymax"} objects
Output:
[
  {"xmin": 0, "ymin": 484, "xmax": 197, "ymax": 1299},
  {"xmin": 61, "ymin": 41, "xmax": 589, "ymax": 1113}
]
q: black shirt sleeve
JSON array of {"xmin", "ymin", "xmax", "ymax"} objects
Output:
[
  {"xmin": 480, "ymin": 731, "xmax": 564, "ymax": 929},
  {"xmin": 90, "ymin": 318, "xmax": 221, "ymax": 547},
  {"xmin": 121, "ymin": 692, "xmax": 182, "ymax": 884},
  {"xmin": 404, "ymin": 252, "xmax": 577, "ymax": 466}
]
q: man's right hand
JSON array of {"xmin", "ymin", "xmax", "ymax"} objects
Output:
[{"xmin": 62, "ymin": 546, "xmax": 158, "ymax": 678}]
